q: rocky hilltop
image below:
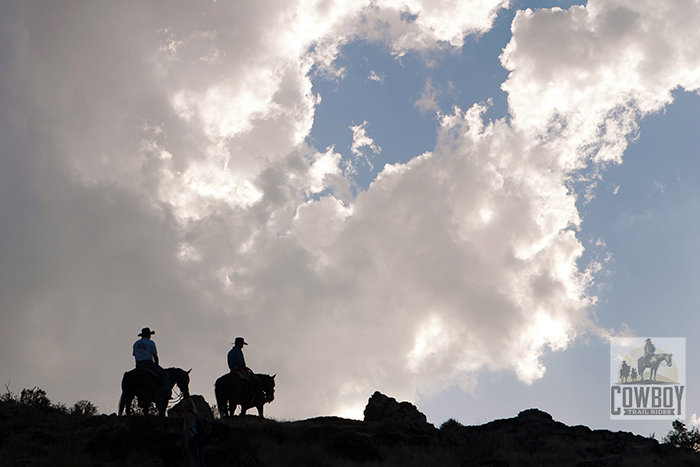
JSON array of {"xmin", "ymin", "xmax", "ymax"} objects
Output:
[{"xmin": 2, "ymin": 389, "xmax": 699, "ymax": 466}]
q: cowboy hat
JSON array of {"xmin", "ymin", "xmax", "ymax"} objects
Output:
[{"xmin": 138, "ymin": 327, "xmax": 156, "ymax": 337}]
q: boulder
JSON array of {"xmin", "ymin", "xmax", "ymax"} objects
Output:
[
  {"xmin": 363, "ymin": 391, "xmax": 434, "ymax": 432},
  {"xmin": 516, "ymin": 408, "xmax": 555, "ymax": 435},
  {"xmin": 167, "ymin": 394, "xmax": 215, "ymax": 421}
]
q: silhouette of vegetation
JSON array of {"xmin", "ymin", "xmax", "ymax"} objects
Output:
[
  {"xmin": 3, "ymin": 386, "xmax": 700, "ymax": 466},
  {"xmin": 663, "ymin": 419, "xmax": 700, "ymax": 451},
  {"xmin": 1, "ymin": 384, "xmax": 100, "ymax": 418},
  {"xmin": 439, "ymin": 417, "xmax": 463, "ymax": 430},
  {"xmin": 71, "ymin": 399, "xmax": 99, "ymax": 416}
]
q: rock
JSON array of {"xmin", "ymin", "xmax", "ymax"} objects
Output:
[
  {"xmin": 167, "ymin": 394, "xmax": 214, "ymax": 421},
  {"xmin": 363, "ymin": 391, "xmax": 434, "ymax": 432},
  {"xmin": 516, "ymin": 408, "xmax": 555, "ymax": 435}
]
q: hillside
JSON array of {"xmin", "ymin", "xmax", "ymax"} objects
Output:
[{"xmin": 2, "ymin": 388, "xmax": 699, "ymax": 466}]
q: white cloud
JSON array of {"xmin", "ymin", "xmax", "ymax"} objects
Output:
[
  {"xmin": 3, "ymin": 0, "xmax": 700, "ymax": 422},
  {"xmin": 366, "ymin": 0, "xmax": 510, "ymax": 54},
  {"xmin": 349, "ymin": 121, "xmax": 381, "ymax": 171},
  {"xmin": 367, "ymin": 70, "xmax": 385, "ymax": 82},
  {"xmin": 501, "ymin": 0, "xmax": 700, "ymax": 169},
  {"xmin": 414, "ymin": 78, "xmax": 439, "ymax": 113}
]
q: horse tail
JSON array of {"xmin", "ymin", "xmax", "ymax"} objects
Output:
[
  {"xmin": 119, "ymin": 372, "xmax": 129, "ymax": 415},
  {"xmin": 214, "ymin": 376, "xmax": 228, "ymax": 417}
]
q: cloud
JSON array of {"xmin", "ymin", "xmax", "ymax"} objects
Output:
[
  {"xmin": 2, "ymin": 0, "xmax": 700, "ymax": 421},
  {"xmin": 349, "ymin": 121, "xmax": 381, "ymax": 171},
  {"xmin": 0, "ymin": 0, "xmax": 515, "ymax": 418},
  {"xmin": 501, "ymin": 0, "xmax": 700, "ymax": 168},
  {"xmin": 365, "ymin": 0, "xmax": 510, "ymax": 53},
  {"xmin": 414, "ymin": 78, "xmax": 440, "ymax": 113},
  {"xmin": 367, "ymin": 70, "xmax": 385, "ymax": 83}
]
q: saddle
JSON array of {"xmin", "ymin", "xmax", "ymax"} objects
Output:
[
  {"xmin": 230, "ymin": 368, "xmax": 252, "ymax": 382},
  {"xmin": 132, "ymin": 367, "xmax": 169, "ymax": 400},
  {"xmin": 135, "ymin": 367, "xmax": 160, "ymax": 379}
]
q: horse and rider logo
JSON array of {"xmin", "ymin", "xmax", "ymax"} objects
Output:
[{"xmin": 610, "ymin": 337, "xmax": 685, "ymax": 420}]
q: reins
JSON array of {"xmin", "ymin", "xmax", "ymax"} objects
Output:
[{"xmin": 168, "ymin": 386, "xmax": 186, "ymax": 408}]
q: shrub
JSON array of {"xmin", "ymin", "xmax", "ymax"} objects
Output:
[
  {"xmin": 1, "ymin": 384, "xmax": 98, "ymax": 417},
  {"xmin": 19, "ymin": 387, "xmax": 52, "ymax": 409},
  {"xmin": 663, "ymin": 419, "xmax": 700, "ymax": 451},
  {"xmin": 440, "ymin": 418, "xmax": 464, "ymax": 430},
  {"xmin": 70, "ymin": 400, "xmax": 99, "ymax": 416},
  {"xmin": 1, "ymin": 383, "xmax": 18, "ymax": 403}
]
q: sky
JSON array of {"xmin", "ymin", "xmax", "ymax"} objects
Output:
[{"xmin": 1, "ymin": 0, "xmax": 699, "ymax": 438}]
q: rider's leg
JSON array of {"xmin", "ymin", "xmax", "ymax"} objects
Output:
[
  {"xmin": 138, "ymin": 361, "xmax": 171, "ymax": 397},
  {"xmin": 155, "ymin": 366, "xmax": 171, "ymax": 396}
]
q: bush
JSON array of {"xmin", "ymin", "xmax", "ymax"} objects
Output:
[
  {"xmin": 19, "ymin": 387, "xmax": 52, "ymax": 409},
  {"xmin": 1, "ymin": 384, "xmax": 18, "ymax": 403},
  {"xmin": 70, "ymin": 400, "xmax": 99, "ymax": 416},
  {"xmin": 440, "ymin": 418, "xmax": 464, "ymax": 430},
  {"xmin": 663, "ymin": 419, "xmax": 700, "ymax": 451},
  {"xmin": 1, "ymin": 384, "xmax": 98, "ymax": 417}
]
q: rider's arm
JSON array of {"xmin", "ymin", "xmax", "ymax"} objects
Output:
[{"xmin": 154, "ymin": 353, "xmax": 159, "ymax": 365}]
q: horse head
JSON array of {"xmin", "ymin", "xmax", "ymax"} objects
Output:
[
  {"xmin": 665, "ymin": 353, "xmax": 673, "ymax": 367},
  {"xmin": 260, "ymin": 374, "xmax": 276, "ymax": 403},
  {"xmin": 167, "ymin": 367, "xmax": 191, "ymax": 398}
]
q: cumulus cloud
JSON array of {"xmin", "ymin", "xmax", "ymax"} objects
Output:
[
  {"xmin": 501, "ymin": 0, "xmax": 700, "ymax": 168},
  {"xmin": 0, "ymin": 0, "xmax": 514, "ymax": 418},
  {"xmin": 2, "ymin": 0, "xmax": 700, "ymax": 421}
]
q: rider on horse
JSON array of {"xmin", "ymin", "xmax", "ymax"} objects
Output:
[
  {"xmin": 644, "ymin": 338, "xmax": 656, "ymax": 356},
  {"xmin": 642, "ymin": 338, "xmax": 656, "ymax": 367},
  {"xmin": 133, "ymin": 327, "xmax": 171, "ymax": 399},
  {"xmin": 619, "ymin": 360, "xmax": 630, "ymax": 382},
  {"xmin": 228, "ymin": 337, "xmax": 264, "ymax": 399}
]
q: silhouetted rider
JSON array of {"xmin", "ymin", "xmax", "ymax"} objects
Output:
[
  {"xmin": 644, "ymin": 338, "xmax": 656, "ymax": 357},
  {"xmin": 133, "ymin": 327, "xmax": 171, "ymax": 399},
  {"xmin": 228, "ymin": 337, "xmax": 264, "ymax": 399},
  {"xmin": 619, "ymin": 360, "xmax": 630, "ymax": 382},
  {"xmin": 642, "ymin": 338, "xmax": 656, "ymax": 367},
  {"xmin": 227, "ymin": 337, "xmax": 248, "ymax": 371}
]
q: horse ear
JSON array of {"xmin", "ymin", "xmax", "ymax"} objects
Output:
[
  {"xmin": 272, "ymin": 374, "xmax": 276, "ymax": 379},
  {"xmin": 187, "ymin": 369, "xmax": 192, "ymax": 374}
]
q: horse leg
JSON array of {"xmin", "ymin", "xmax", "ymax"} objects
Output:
[
  {"xmin": 221, "ymin": 397, "xmax": 230, "ymax": 418},
  {"xmin": 122, "ymin": 394, "xmax": 134, "ymax": 416},
  {"xmin": 119, "ymin": 393, "xmax": 129, "ymax": 416},
  {"xmin": 217, "ymin": 397, "xmax": 226, "ymax": 418},
  {"xmin": 233, "ymin": 381, "xmax": 244, "ymax": 416}
]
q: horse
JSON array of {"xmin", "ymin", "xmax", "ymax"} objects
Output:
[
  {"xmin": 215, "ymin": 372, "xmax": 275, "ymax": 418},
  {"xmin": 619, "ymin": 362, "xmax": 630, "ymax": 383},
  {"xmin": 119, "ymin": 367, "xmax": 191, "ymax": 416},
  {"xmin": 637, "ymin": 353, "xmax": 673, "ymax": 382}
]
